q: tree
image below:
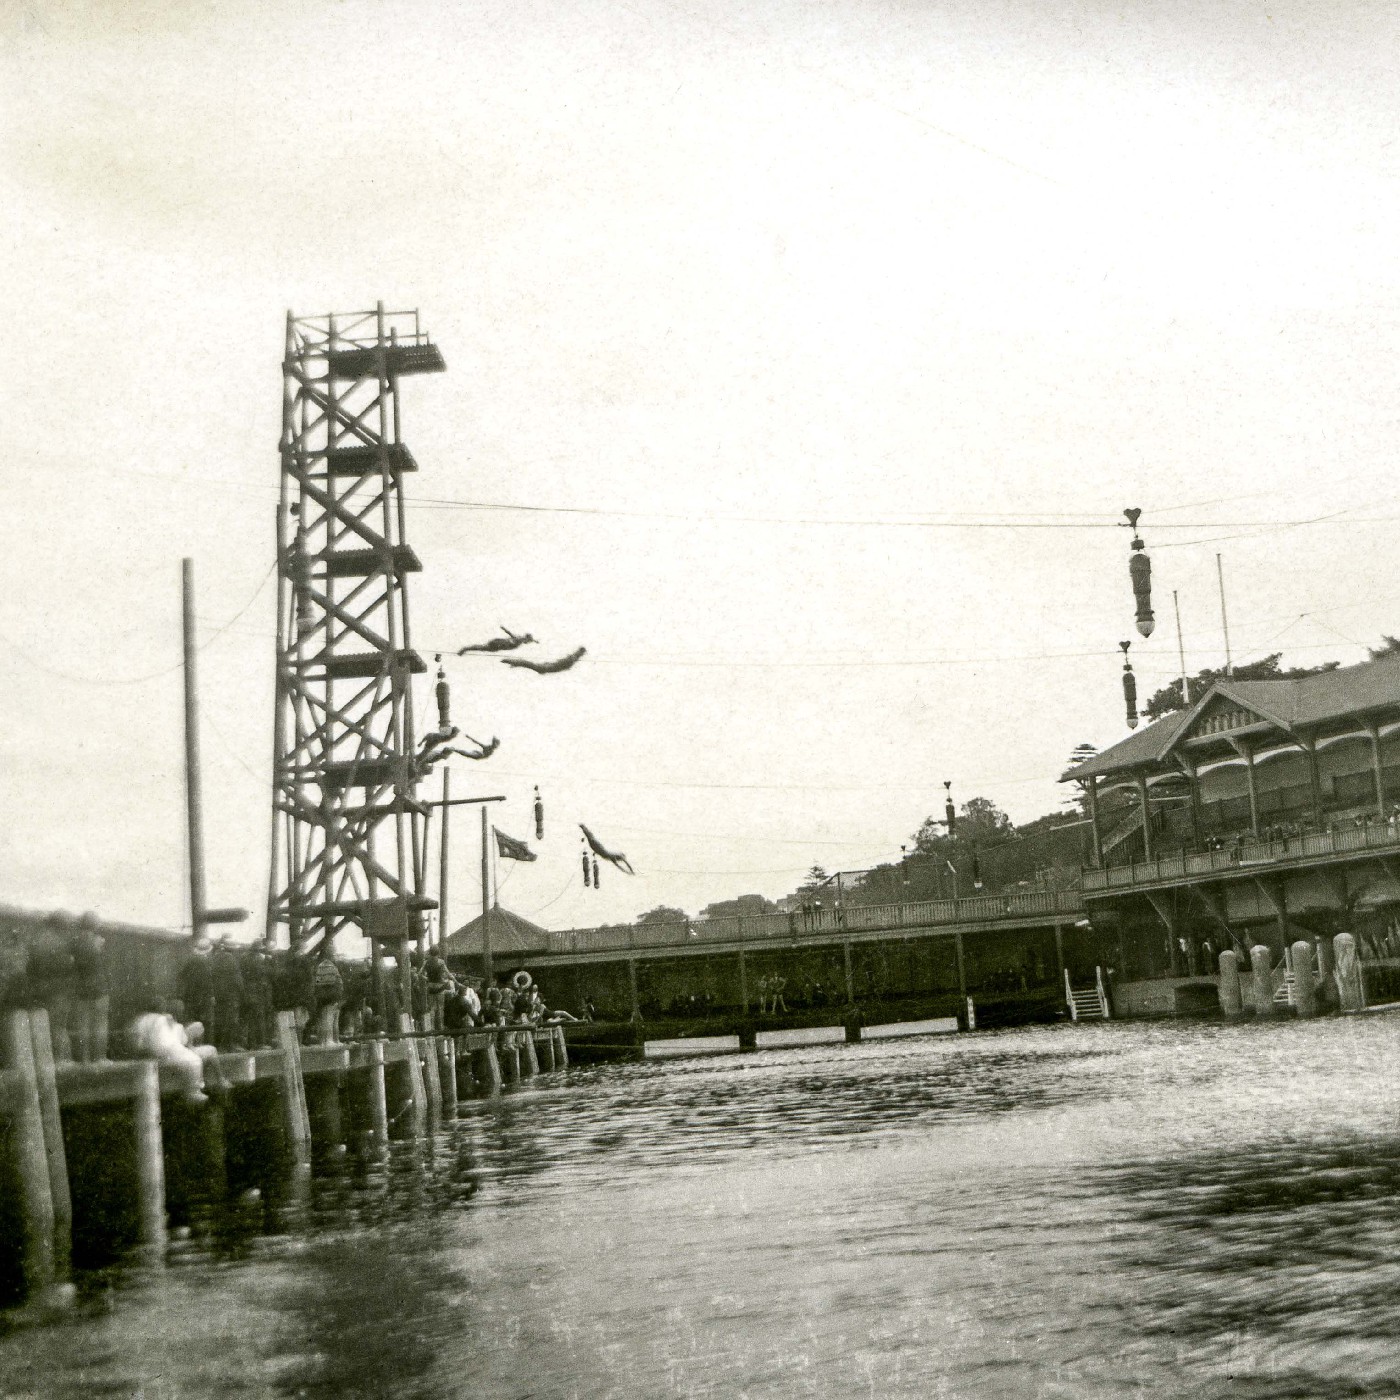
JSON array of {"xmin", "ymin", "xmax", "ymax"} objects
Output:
[
  {"xmin": 1370, "ymin": 635, "xmax": 1400, "ymax": 659},
  {"xmin": 911, "ymin": 796, "xmax": 1012, "ymax": 854},
  {"xmin": 1142, "ymin": 653, "xmax": 1342, "ymax": 722},
  {"xmin": 700, "ymin": 893, "xmax": 778, "ymax": 920},
  {"xmin": 636, "ymin": 905, "xmax": 688, "ymax": 925}
]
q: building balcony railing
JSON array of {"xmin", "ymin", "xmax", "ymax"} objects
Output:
[
  {"xmin": 1082, "ymin": 818, "xmax": 1400, "ymax": 894},
  {"xmin": 543, "ymin": 889, "xmax": 1086, "ymax": 956}
]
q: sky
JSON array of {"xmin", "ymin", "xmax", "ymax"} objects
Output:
[{"xmin": 4, "ymin": 0, "xmax": 1400, "ymax": 937}]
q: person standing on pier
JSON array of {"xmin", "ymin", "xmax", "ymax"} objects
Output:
[
  {"xmin": 177, "ymin": 936, "xmax": 214, "ymax": 1033},
  {"xmin": 240, "ymin": 942, "xmax": 272, "ymax": 1049},
  {"xmin": 69, "ymin": 914, "xmax": 110, "ymax": 1062},
  {"xmin": 209, "ymin": 935, "xmax": 245, "ymax": 1050},
  {"xmin": 30, "ymin": 913, "xmax": 76, "ymax": 1061},
  {"xmin": 311, "ymin": 948, "xmax": 344, "ymax": 1044},
  {"xmin": 424, "ymin": 947, "xmax": 451, "ymax": 1031}
]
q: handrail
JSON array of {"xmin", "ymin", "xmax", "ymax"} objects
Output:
[
  {"xmin": 1082, "ymin": 819, "xmax": 1400, "ymax": 892},
  {"xmin": 547, "ymin": 888, "xmax": 1086, "ymax": 954}
]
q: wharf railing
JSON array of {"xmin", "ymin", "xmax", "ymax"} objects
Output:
[
  {"xmin": 1082, "ymin": 819, "xmax": 1400, "ymax": 893},
  {"xmin": 545, "ymin": 889, "xmax": 1086, "ymax": 956}
]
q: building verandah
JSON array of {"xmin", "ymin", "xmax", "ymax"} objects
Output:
[{"xmin": 1062, "ymin": 654, "xmax": 1400, "ymax": 1011}]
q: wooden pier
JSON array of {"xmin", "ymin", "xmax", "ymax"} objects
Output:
[{"xmin": 0, "ymin": 1010, "xmax": 568, "ymax": 1309}]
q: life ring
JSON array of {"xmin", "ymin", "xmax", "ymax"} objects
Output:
[{"xmin": 510, "ymin": 969, "xmax": 533, "ymax": 991}]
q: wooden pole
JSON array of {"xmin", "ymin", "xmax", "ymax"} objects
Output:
[
  {"xmin": 367, "ymin": 1038, "xmax": 389, "ymax": 1150},
  {"xmin": 4, "ymin": 1011, "xmax": 57, "ymax": 1299},
  {"xmin": 480, "ymin": 804, "xmax": 492, "ymax": 985},
  {"xmin": 438, "ymin": 766, "xmax": 451, "ymax": 948},
  {"xmin": 182, "ymin": 559, "xmax": 208, "ymax": 935},
  {"xmin": 275, "ymin": 1010, "xmax": 312, "ymax": 1169},
  {"xmin": 1217, "ymin": 552, "xmax": 1233, "ymax": 675},
  {"xmin": 131, "ymin": 1061, "xmax": 167, "ymax": 1252},
  {"xmin": 27, "ymin": 1010, "xmax": 71, "ymax": 1278}
]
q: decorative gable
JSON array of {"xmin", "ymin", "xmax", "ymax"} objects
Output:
[{"xmin": 1186, "ymin": 695, "xmax": 1267, "ymax": 740}]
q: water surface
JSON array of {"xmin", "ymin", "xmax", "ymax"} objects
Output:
[{"xmin": 4, "ymin": 1016, "xmax": 1400, "ymax": 1399}]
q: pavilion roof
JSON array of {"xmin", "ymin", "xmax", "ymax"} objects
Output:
[{"xmin": 1061, "ymin": 653, "xmax": 1400, "ymax": 783}]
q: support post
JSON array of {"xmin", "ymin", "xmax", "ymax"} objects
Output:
[
  {"xmin": 131, "ymin": 1060, "xmax": 167, "ymax": 1253},
  {"xmin": 471, "ymin": 1037, "xmax": 503, "ymax": 1095},
  {"xmin": 1334, "ymin": 932, "xmax": 1365, "ymax": 1012},
  {"xmin": 27, "ymin": 1011, "xmax": 71, "ymax": 1278},
  {"xmin": 367, "ymin": 1038, "xmax": 389, "ymax": 1150},
  {"xmin": 553, "ymin": 1025, "xmax": 568, "ymax": 1069},
  {"xmin": 1250, "ymin": 944, "xmax": 1277, "ymax": 1018},
  {"xmin": 1136, "ymin": 772, "xmax": 1154, "ymax": 862},
  {"xmin": 397, "ymin": 1014, "xmax": 428, "ymax": 1136},
  {"xmin": 274, "ymin": 1011, "xmax": 312, "ymax": 1169},
  {"xmin": 1368, "ymin": 723, "xmax": 1387, "ymax": 818},
  {"xmin": 439, "ymin": 1036, "xmax": 458, "ymax": 1116},
  {"xmin": 1291, "ymin": 940, "xmax": 1317, "ymax": 1018},
  {"xmin": 1086, "ymin": 775, "xmax": 1103, "ymax": 868},
  {"xmin": 182, "ymin": 558, "xmax": 208, "ymax": 936},
  {"xmin": 1054, "ymin": 922, "xmax": 1066, "ymax": 990},
  {"xmin": 519, "ymin": 1030, "xmax": 539, "ymax": 1078},
  {"xmin": 954, "ymin": 930, "xmax": 967, "ymax": 1005},
  {"xmin": 842, "ymin": 940, "xmax": 855, "ymax": 1006},
  {"xmin": 480, "ymin": 804, "xmax": 492, "ymax": 986},
  {"xmin": 627, "ymin": 958, "xmax": 640, "ymax": 1023},
  {"xmin": 738, "ymin": 948, "xmax": 749, "ymax": 1013},
  {"xmin": 438, "ymin": 766, "xmax": 450, "ymax": 947},
  {"xmin": 1218, "ymin": 949, "xmax": 1243, "ymax": 1018},
  {"xmin": 536, "ymin": 1029, "xmax": 556, "ymax": 1072},
  {"xmin": 4, "ymin": 1011, "xmax": 57, "ymax": 1300},
  {"xmin": 497, "ymin": 1031, "xmax": 520, "ymax": 1084}
]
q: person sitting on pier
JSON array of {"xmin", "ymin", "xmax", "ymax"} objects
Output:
[
  {"xmin": 209, "ymin": 935, "xmax": 245, "ymax": 1051},
  {"xmin": 68, "ymin": 914, "xmax": 110, "ymax": 1063},
  {"xmin": 128, "ymin": 1006, "xmax": 219, "ymax": 1104}
]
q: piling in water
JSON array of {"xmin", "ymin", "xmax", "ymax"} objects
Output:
[
  {"xmin": 1217, "ymin": 950, "xmax": 1243, "ymax": 1018},
  {"xmin": 554, "ymin": 1026, "xmax": 568, "ymax": 1068},
  {"xmin": 27, "ymin": 1011, "xmax": 71, "ymax": 1278},
  {"xmin": 520, "ymin": 1031, "xmax": 539, "ymax": 1079},
  {"xmin": 438, "ymin": 1038, "xmax": 458, "ymax": 1119},
  {"xmin": 1291, "ymin": 940, "xmax": 1318, "ymax": 1018},
  {"xmin": 498, "ymin": 1035, "xmax": 520, "ymax": 1085},
  {"xmin": 536, "ymin": 1030, "xmax": 555, "ymax": 1073},
  {"xmin": 1251, "ymin": 945, "xmax": 1276, "ymax": 1018},
  {"xmin": 470, "ymin": 1039, "xmax": 502, "ymax": 1096},
  {"xmin": 1334, "ymin": 932, "xmax": 1365, "ymax": 1012},
  {"xmin": 3, "ymin": 1011, "xmax": 59, "ymax": 1301}
]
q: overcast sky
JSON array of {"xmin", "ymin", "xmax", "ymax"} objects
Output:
[{"xmin": 4, "ymin": 0, "xmax": 1400, "ymax": 936}]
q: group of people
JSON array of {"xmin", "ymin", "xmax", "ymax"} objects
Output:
[{"xmin": 0, "ymin": 911, "xmax": 112, "ymax": 1062}]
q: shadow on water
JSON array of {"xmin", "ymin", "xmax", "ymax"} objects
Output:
[{"xmin": 1087, "ymin": 1132, "xmax": 1400, "ymax": 1399}]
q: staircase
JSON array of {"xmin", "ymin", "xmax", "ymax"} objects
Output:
[{"xmin": 1065, "ymin": 967, "xmax": 1111, "ymax": 1021}]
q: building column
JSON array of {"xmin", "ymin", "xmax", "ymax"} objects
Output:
[
  {"xmin": 1180, "ymin": 758, "xmax": 1203, "ymax": 850},
  {"xmin": 1368, "ymin": 723, "xmax": 1387, "ymax": 818},
  {"xmin": 1244, "ymin": 747, "xmax": 1260, "ymax": 837},
  {"xmin": 1303, "ymin": 738, "xmax": 1324, "ymax": 825},
  {"xmin": 1086, "ymin": 776, "xmax": 1103, "ymax": 868},
  {"xmin": 1135, "ymin": 772, "xmax": 1154, "ymax": 862}
]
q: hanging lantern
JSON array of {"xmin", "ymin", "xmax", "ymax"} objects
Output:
[
  {"xmin": 582, "ymin": 845, "xmax": 591, "ymax": 887},
  {"xmin": 434, "ymin": 659, "xmax": 451, "ymax": 729},
  {"xmin": 1121, "ymin": 640, "xmax": 1138, "ymax": 730},
  {"xmin": 592, "ymin": 855, "xmax": 601, "ymax": 889},
  {"xmin": 944, "ymin": 781, "xmax": 956, "ymax": 835},
  {"xmin": 1124, "ymin": 507, "xmax": 1155, "ymax": 638},
  {"xmin": 534, "ymin": 786, "xmax": 544, "ymax": 842}
]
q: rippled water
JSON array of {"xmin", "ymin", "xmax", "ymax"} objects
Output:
[{"xmin": 5, "ymin": 1016, "xmax": 1400, "ymax": 1399}]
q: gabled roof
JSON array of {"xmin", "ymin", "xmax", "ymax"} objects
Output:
[
  {"xmin": 440, "ymin": 905, "xmax": 550, "ymax": 957},
  {"xmin": 1061, "ymin": 653, "xmax": 1400, "ymax": 783}
]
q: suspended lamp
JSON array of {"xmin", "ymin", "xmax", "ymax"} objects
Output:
[
  {"xmin": 1121, "ymin": 640, "xmax": 1138, "ymax": 729},
  {"xmin": 1124, "ymin": 508, "xmax": 1155, "ymax": 638}
]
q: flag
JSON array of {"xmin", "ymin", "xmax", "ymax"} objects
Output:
[{"xmin": 494, "ymin": 827, "xmax": 536, "ymax": 863}]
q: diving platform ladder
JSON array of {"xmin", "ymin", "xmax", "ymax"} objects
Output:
[{"xmin": 1065, "ymin": 967, "xmax": 1111, "ymax": 1021}]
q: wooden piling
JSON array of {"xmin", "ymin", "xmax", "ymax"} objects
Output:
[
  {"xmin": 1317, "ymin": 934, "xmax": 1339, "ymax": 1010},
  {"xmin": 470, "ymin": 1037, "xmax": 502, "ymax": 1096},
  {"xmin": 497, "ymin": 1032, "xmax": 520, "ymax": 1084},
  {"xmin": 553, "ymin": 1025, "xmax": 568, "ymax": 1068},
  {"xmin": 418, "ymin": 1030, "xmax": 443, "ymax": 1126},
  {"xmin": 131, "ymin": 1061, "xmax": 167, "ymax": 1252},
  {"xmin": 1217, "ymin": 949, "xmax": 1243, "ymax": 1019},
  {"xmin": 1250, "ymin": 945, "xmax": 1276, "ymax": 1018},
  {"xmin": 274, "ymin": 1012, "xmax": 312, "ymax": 1170},
  {"xmin": 438, "ymin": 1037, "xmax": 458, "ymax": 1119},
  {"xmin": 397, "ymin": 1018, "xmax": 428, "ymax": 1136},
  {"xmin": 27, "ymin": 1010, "xmax": 72, "ymax": 1278},
  {"xmin": 1291, "ymin": 940, "xmax": 1317, "ymax": 1018},
  {"xmin": 536, "ymin": 1029, "xmax": 555, "ymax": 1073},
  {"xmin": 1334, "ymin": 932, "xmax": 1365, "ymax": 1012},
  {"xmin": 3, "ymin": 1011, "xmax": 58, "ymax": 1300},
  {"xmin": 519, "ymin": 1029, "xmax": 539, "ymax": 1078},
  {"xmin": 367, "ymin": 1038, "xmax": 389, "ymax": 1148}
]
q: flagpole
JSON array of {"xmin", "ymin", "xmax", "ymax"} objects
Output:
[
  {"xmin": 480, "ymin": 802, "xmax": 492, "ymax": 986},
  {"xmin": 437, "ymin": 766, "xmax": 450, "ymax": 948}
]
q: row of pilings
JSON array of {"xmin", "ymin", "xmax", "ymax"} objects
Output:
[
  {"xmin": 0, "ymin": 1010, "xmax": 568, "ymax": 1311},
  {"xmin": 1216, "ymin": 931, "xmax": 1367, "ymax": 1020}
]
